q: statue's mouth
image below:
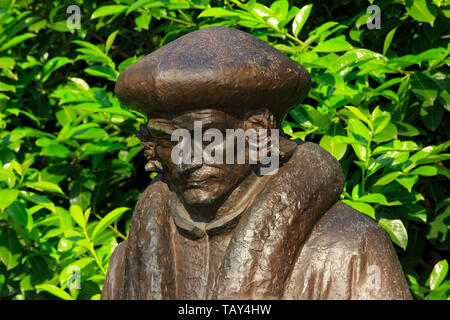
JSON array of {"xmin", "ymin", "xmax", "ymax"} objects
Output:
[{"xmin": 184, "ymin": 176, "xmax": 216, "ymax": 188}]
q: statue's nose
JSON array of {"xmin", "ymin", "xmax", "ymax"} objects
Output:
[{"xmin": 175, "ymin": 162, "xmax": 202, "ymax": 175}]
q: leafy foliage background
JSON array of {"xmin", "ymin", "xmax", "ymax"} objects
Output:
[{"xmin": 0, "ymin": 0, "xmax": 449, "ymax": 300}]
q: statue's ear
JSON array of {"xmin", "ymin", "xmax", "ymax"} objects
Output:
[
  {"xmin": 243, "ymin": 108, "xmax": 276, "ymax": 131},
  {"xmin": 135, "ymin": 124, "xmax": 165, "ymax": 173},
  {"xmin": 243, "ymin": 108, "xmax": 278, "ymax": 166}
]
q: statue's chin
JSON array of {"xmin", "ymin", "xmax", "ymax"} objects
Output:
[{"xmin": 181, "ymin": 188, "xmax": 224, "ymax": 207}]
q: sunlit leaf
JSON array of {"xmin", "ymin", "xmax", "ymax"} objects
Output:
[
  {"xmin": 91, "ymin": 5, "xmax": 127, "ymax": 19},
  {"xmin": 292, "ymin": 4, "xmax": 312, "ymax": 37},
  {"xmin": 0, "ymin": 189, "xmax": 19, "ymax": 212},
  {"xmin": 70, "ymin": 205, "xmax": 86, "ymax": 228},
  {"xmin": 92, "ymin": 207, "xmax": 129, "ymax": 240},
  {"xmin": 429, "ymin": 260, "xmax": 449, "ymax": 290},
  {"xmin": 36, "ymin": 284, "xmax": 74, "ymax": 300}
]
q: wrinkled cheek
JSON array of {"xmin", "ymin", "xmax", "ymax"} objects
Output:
[
  {"xmin": 156, "ymin": 146, "xmax": 184, "ymax": 186},
  {"xmin": 156, "ymin": 146, "xmax": 173, "ymax": 167}
]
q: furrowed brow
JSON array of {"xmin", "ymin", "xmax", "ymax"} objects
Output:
[
  {"xmin": 172, "ymin": 111, "xmax": 223, "ymax": 130},
  {"xmin": 148, "ymin": 120, "xmax": 174, "ymax": 136}
]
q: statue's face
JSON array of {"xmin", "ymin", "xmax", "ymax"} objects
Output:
[{"xmin": 148, "ymin": 109, "xmax": 252, "ymax": 207}]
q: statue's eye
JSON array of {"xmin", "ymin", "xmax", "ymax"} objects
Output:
[{"xmin": 156, "ymin": 136, "xmax": 174, "ymax": 147}]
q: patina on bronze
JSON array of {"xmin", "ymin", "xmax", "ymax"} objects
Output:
[{"xmin": 101, "ymin": 26, "xmax": 412, "ymax": 300}]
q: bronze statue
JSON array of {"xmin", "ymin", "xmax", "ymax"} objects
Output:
[{"xmin": 101, "ymin": 27, "xmax": 412, "ymax": 300}]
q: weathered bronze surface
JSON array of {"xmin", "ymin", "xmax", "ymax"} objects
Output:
[{"xmin": 101, "ymin": 26, "xmax": 412, "ymax": 300}]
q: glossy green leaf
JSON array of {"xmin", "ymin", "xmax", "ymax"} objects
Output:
[
  {"xmin": 396, "ymin": 175, "xmax": 419, "ymax": 192},
  {"xmin": 410, "ymin": 141, "xmax": 450, "ymax": 163},
  {"xmin": 427, "ymin": 206, "xmax": 450, "ymax": 246},
  {"xmin": 345, "ymin": 106, "xmax": 370, "ymax": 126},
  {"xmin": 373, "ymin": 78, "xmax": 403, "ymax": 93},
  {"xmin": 357, "ymin": 193, "xmax": 388, "ymax": 204},
  {"xmin": 330, "ymin": 49, "xmax": 384, "ymax": 73},
  {"xmin": 0, "ymin": 57, "xmax": 15, "ymax": 69},
  {"xmin": 199, "ymin": 8, "xmax": 242, "ymax": 18},
  {"xmin": 373, "ymin": 122, "xmax": 397, "ymax": 143},
  {"xmin": 278, "ymin": 6, "xmax": 300, "ymax": 28},
  {"xmin": 91, "ymin": 5, "xmax": 127, "ymax": 19},
  {"xmin": 25, "ymin": 181, "xmax": 65, "ymax": 196},
  {"xmin": 59, "ymin": 258, "xmax": 94, "ymax": 288},
  {"xmin": 394, "ymin": 203, "xmax": 427, "ymax": 224},
  {"xmin": 41, "ymin": 57, "xmax": 72, "ymax": 82},
  {"xmin": 342, "ymin": 200, "xmax": 375, "ymax": 219},
  {"xmin": 319, "ymin": 135, "xmax": 347, "ymax": 160},
  {"xmin": 421, "ymin": 102, "xmax": 443, "ymax": 132},
  {"xmin": 0, "ymin": 227, "xmax": 22, "ymax": 270},
  {"xmin": 373, "ymin": 115, "xmax": 391, "ymax": 135},
  {"xmin": 429, "ymin": 260, "xmax": 449, "ymax": 290},
  {"xmin": 84, "ymin": 66, "xmax": 117, "ymax": 82},
  {"xmin": 251, "ymin": 3, "xmax": 278, "ymax": 28},
  {"xmin": 372, "ymin": 171, "xmax": 402, "ymax": 187},
  {"xmin": 396, "ymin": 122, "xmax": 420, "ymax": 137},
  {"xmin": 355, "ymin": 12, "xmax": 371, "ymax": 29},
  {"xmin": 379, "ymin": 90, "xmax": 399, "ymax": 102},
  {"xmin": 378, "ymin": 217, "xmax": 408, "ymax": 250},
  {"xmin": 105, "ymin": 30, "xmax": 119, "ymax": 55},
  {"xmin": 419, "ymin": 47, "xmax": 448, "ymax": 65},
  {"xmin": 126, "ymin": 0, "xmax": 153, "ymax": 14},
  {"xmin": 36, "ymin": 284, "xmax": 74, "ymax": 300},
  {"xmin": 0, "ymin": 33, "xmax": 36, "ymax": 51},
  {"xmin": 135, "ymin": 12, "xmax": 151, "ymax": 31},
  {"xmin": 385, "ymin": 190, "xmax": 425, "ymax": 205},
  {"xmin": 270, "ymin": 0, "xmax": 289, "ymax": 20},
  {"xmin": 292, "ymin": 4, "xmax": 312, "ymax": 37},
  {"xmin": 314, "ymin": 39, "xmax": 352, "ymax": 53},
  {"xmin": 290, "ymin": 105, "xmax": 332, "ymax": 132},
  {"xmin": 0, "ymin": 189, "xmax": 19, "ymax": 212},
  {"xmin": 40, "ymin": 143, "xmax": 73, "ymax": 158},
  {"xmin": 317, "ymin": 72, "xmax": 344, "ymax": 89},
  {"xmin": 70, "ymin": 205, "xmax": 86, "ymax": 228},
  {"xmin": 383, "ymin": 27, "xmax": 397, "ymax": 55},
  {"xmin": 428, "ymin": 282, "xmax": 450, "ymax": 300},
  {"xmin": 7, "ymin": 201, "xmax": 32, "ymax": 230},
  {"xmin": 411, "ymin": 73, "xmax": 440, "ymax": 107},
  {"xmin": 92, "ymin": 207, "xmax": 129, "ymax": 240},
  {"xmin": 411, "ymin": 165, "xmax": 438, "ymax": 176},
  {"xmin": 372, "ymin": 140, "xmax": 419, "ymax": 155},
  {"xmin": 347, "ymin": 118, "xmax": 370, "ymax": 144},
  {"xmin": 405, "ymin": 0, "xmax": 438, "ymax": 26},
  {"xmin": 19, "ymin": 191, "xmax": 56, "ymax": 212},
  {"xmin": 388, "ymin": 54, "xmax": 422, "ymax": 69}
]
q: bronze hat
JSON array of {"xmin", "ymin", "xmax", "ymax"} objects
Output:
[{"xmin": 115, "ymin": 26, "xmax": 311, "ymax": 123}]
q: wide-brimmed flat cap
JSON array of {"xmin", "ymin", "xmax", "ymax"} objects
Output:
[{"xmin": 115, "ymin": 26, "xmax": 310, "ymax": 122}]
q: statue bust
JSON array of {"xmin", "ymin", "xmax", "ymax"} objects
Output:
[{"xmin": 101, "ymin": 27, "xmax": 411, "ymax": 300}]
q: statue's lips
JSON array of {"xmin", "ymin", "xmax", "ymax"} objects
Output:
[{"xmin": 184, "ymin": 176, "xmax": 217, "ymax": 188}]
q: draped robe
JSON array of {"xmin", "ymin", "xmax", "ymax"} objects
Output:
[{"xmin": 101, "ymin": 142, "xmax": 412, "ymax": 300}]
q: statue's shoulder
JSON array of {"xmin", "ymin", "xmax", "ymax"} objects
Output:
[
  {"xmin": 306, "ymin": 201, "xmax": 389, "ymax": 253},
  {"xmin": 279, "ymin": 141, "xmax": 385, "ymax": 250},
  {"xmin": 275, "ymin": 141, "xmax": 345, "ymax": 206},
  {"xmin": 134, "ymin": 174, "xmax": 171, "ymax": 212},
  {"xmin": 125, "ymin": 175, "xmax": 174, "ymax": 234},
  {"xmin": 282, "ymin": 141, "xmax": 343, "ymax": 181},
  {"xmin": 287, "ymin": 201, "xmax": 412, "ymax": 299}
]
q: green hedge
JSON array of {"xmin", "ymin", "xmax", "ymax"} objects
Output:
[{"xmin": 0, "ymin": 0, "xmax": 449, "ymax": 300}]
